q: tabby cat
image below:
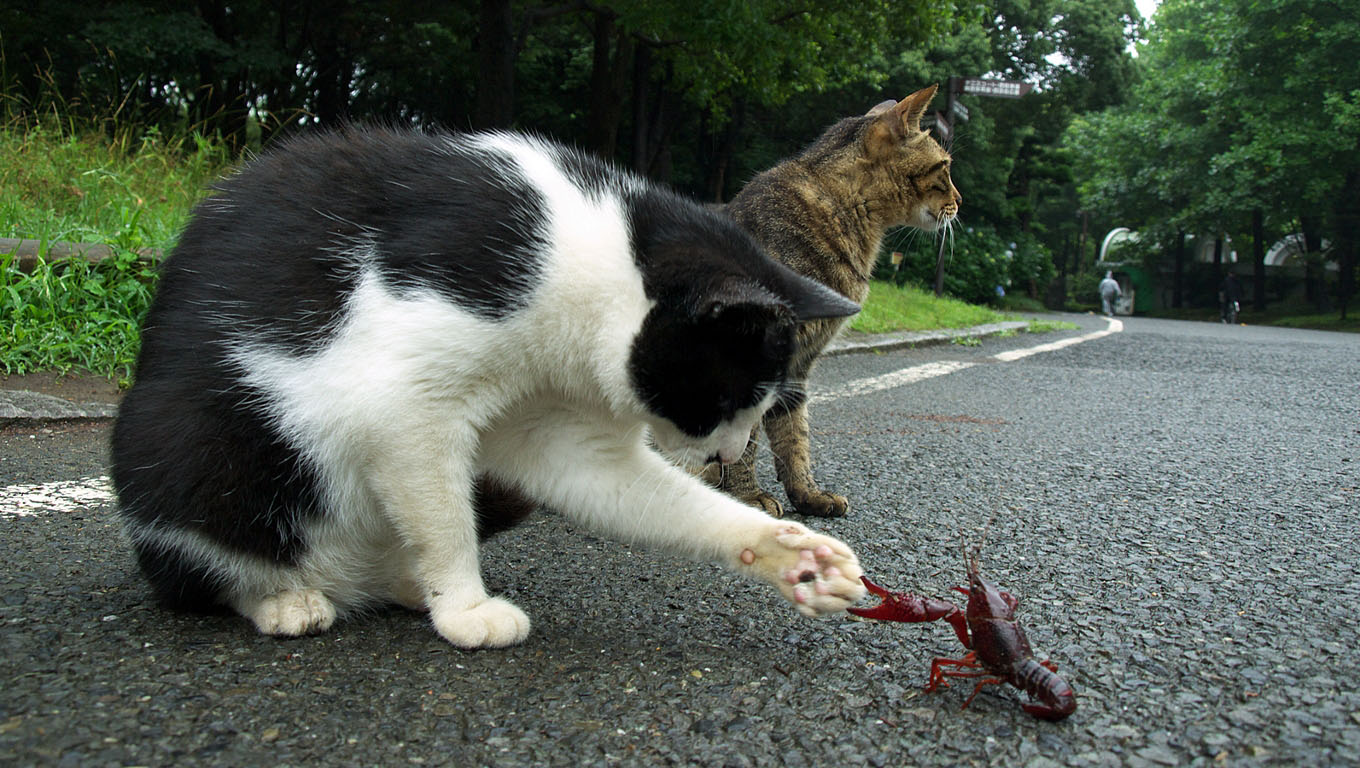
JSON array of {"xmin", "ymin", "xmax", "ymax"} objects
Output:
[
  {"xmin": 712, "ymin": 84, "xmax": 962, "ymax": 517},
  {"xmin": 111, "ymin": 127, "xmax": 867, "ymax": 649}
]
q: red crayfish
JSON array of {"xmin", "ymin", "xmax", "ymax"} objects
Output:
[{"xmin": 848, "ymin": 546, "xmax": 1077, "ymax": 721}]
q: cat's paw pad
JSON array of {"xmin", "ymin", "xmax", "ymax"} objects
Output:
[
  {"xmin": 739, "ymin": 523, "xmax": 864, "ymax": 617},
  {"xmin": 790, "ymin": 489, "xmax": 848, "ymax": 518},
  {"xmin": 430, "ymin": 596, "xmax": 531, "ymax": 649},
  {"xmin": 245, "ymin": 589, "xmax": 336, "ymax": 636}
]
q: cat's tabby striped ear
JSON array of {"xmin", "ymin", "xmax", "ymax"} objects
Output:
[
  {"xmin": 865, "ymin": 85, "xmax": 939, "ymax": 155},
  {"xmin": 889, "ymin": 85, "xmax": 939, "ymax": 137}
]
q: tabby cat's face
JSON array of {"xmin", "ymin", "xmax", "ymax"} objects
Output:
[
  {"xmin": 860, "ymin": 88, "xmax": 962, "ymax": 232},
  {"xmin": 904, "ymin": 146, "xmax": 960, "ymax": 232}
]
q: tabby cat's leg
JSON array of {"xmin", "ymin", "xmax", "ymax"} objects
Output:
[
  {"xmin": 764, "ymin": 399, "xmax": 848, "ymax": 518},
  {"xmin": 708, "ymin": 425, "xmax": 785, "ymax": 517}
]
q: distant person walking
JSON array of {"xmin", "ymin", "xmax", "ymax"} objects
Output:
[
  {"xmin": 1219, "ymin": 273, "xmax": 1242, "ymax": 323},
  {"xmin": 1099, "ymin": 271, "xmax": 1121, "ymax": 317}
]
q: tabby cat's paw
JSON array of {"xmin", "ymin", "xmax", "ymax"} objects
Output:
[
  {"xmin": 430, "ymin": 596, "xmax": 531, "ymax": 649},
  {"xmin": 742, "ymin": 490, "xmax": 785, "ymax": 518},
  {"xmin": 790, "ymin": 488, "xmax": 848, "ymax": 518},
  {"xmin": 738, "ymin": 523, "xmax": 864, "ymax": 617},
  {"xmin": 243, "ymin": 589, "xmax": 337, "ymax": 636}
]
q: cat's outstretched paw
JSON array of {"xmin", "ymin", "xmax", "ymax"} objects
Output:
[
  {"xmin": 789, "ymin": 488, "xmax": 848, "ymax": 518},
  {"xmin": 430, "ymin": 596, "xmax": 531, "ymax": 649},
  {"xmin": 738, "ymin": 523, "xmax": 864, "ymax": 617},
  {"xmin": 243, "ymin": 589, "xmax": 337, "ymax": 636}
]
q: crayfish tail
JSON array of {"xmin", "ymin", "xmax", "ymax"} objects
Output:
[{"xmin": 1014, "ymin": 659, "xmax": 1077, "ymax": 721}]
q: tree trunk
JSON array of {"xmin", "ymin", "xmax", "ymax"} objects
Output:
[
  {"xmin": 473, "ymin": 0, "xmax": 516, "ymax": 130},
  {"xmin": 1300, "ymin": 214, "xmax": 1330, "ymax": 312},
  {"xmin": 1172, "ymin": 229, "xmax": 1186, "ymax": 308},
  {"xmin": 1212, "ymin": 235, "xmax": 1223, "ymax": 297},
  {"xmin": 585, "ymin": 11, "xmax": 632, "ymax": 158},
  {"xmin": 645, "ymin": 62, "xmax": 679, "ymax": 182},
  {"xmin": 1335, "ymin": 169, "xmax": 1360, "ymax": 320},
  {"xmin": 1251, "ymin": 209, "xmax": 1266, "ymax": 312},
  {"xmin": 194, "ymin": 0, "xmax": 247, "ymax": 153},
  {"xmin": 311, "ymin": 32, "xmax": 352, "ymax": 128},
  {"xmin": 630, "ymin": 43, "xmax": 653, "ymax": 174},
  {"xmin": 701, "ymin": 98, "xmax": 746, "ymax": 203}
]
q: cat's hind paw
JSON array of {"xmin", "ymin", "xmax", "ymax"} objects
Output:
[
  {"xmin": 430, "ymin": 596, "xmax": 531, "ymax": 649},
  {"xmin": 242, "ymin": 589, "xmax": 337, "ymax": 636},
  {"xmin": 739, "ymin": 523, "xmax": 864, "ymax": 617}
]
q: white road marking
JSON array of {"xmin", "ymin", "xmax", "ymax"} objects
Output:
[
  {"xmin": 5, "ymin": 319, "xmax": 1122, "ymax": 518},
  {"xmin": 810, "ymin": 360, "xmax": 976, "ymax": 405},
  {"xmin": 813, "ymin": 317, "xmax": 1122, "ymax": 404},
  {"xmin": 992, "ymin": 318, "xmax": 1123, "ymax": 362},
  {"xmin": 1, "ymin": 476, "xmax": 114, "ymax": 518}
]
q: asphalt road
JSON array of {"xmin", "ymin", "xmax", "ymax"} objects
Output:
[{"xmin": 2, "ymin": 313, "xmax": 1358, "ymax": 767}]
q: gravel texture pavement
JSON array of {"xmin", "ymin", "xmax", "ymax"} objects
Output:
[{"xmin": 2, "ymin": 313, "xmax": 1357, "ymax": 767}]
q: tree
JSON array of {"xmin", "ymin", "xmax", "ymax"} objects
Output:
[{"xmin": 1069, "ymin": 0, "xmax": 1360, "ymax": 314}]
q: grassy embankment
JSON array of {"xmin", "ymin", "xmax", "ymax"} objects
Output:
[
  {"xmin": 1, "ymin": 123, "xmax": 228, "ymax": 382},
  {"xmin": 2, "ymin": 124, "xmax": 1058, "ymax": 382}
]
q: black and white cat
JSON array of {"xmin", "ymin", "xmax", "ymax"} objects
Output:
[{"xmin": 111, "ymin": 127, "xmax": 867, "ymax": 649}]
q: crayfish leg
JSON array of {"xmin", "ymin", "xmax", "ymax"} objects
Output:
[
  {"xmin": 962, "ymin": 677, "xmax": 1007, "ymax": 710},
  {"xmin": 926, "ymin": 653, "xmax": 981, "ymax": 692}
]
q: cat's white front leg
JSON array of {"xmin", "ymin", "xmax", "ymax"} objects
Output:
[
  {"xmin": 483, "ymin": 412, "xmax": 865, "ymax": 616},
  {"xmin": 368, "ymin": 429, "xmax": 530, "ymax": 649}
]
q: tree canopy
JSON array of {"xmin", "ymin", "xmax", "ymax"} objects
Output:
[
  {"xmin": 1068, "ymin": 0, "xmax": 1360, "ymax": 313},
  {"xmin": 4, "ymin": 0, "xmax": 1157, "ymax": 306}
]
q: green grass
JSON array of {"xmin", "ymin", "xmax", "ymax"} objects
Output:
[
  {"xmin": 1, "ymin": 249, "xmax": 157, "ymax": 381},
  {"xmin": 1, "ymin": 124, "xmax": 227, "ymax": 247},
  {"xmin": 850, "ymin": 281, "xmax": 1009, "ymax": 334},
  {"xmin": 1, "ymin": 121, "xmax": 230, "ymax": 381},
  {"xmin": 1265, "ymin": 312, "xmax": 1360, "ymax": 332},
  {"xmin": 1145, "ymin": 305, "xmax": 1360, "ymax": 333}
]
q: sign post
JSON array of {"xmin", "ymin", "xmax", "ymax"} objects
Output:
[{"xmin": 931, "ymin": 76, "xmax": 1033, "ymax": 296}]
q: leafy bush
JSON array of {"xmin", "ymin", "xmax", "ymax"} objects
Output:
[{"xmin": 877, "ymin": 223, "xmax": 1055, "ymax": 305}]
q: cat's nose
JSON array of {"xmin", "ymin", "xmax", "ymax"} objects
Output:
[{"xmin": 710, "ymin": 447, "xmax": 742, "ymax": 465}]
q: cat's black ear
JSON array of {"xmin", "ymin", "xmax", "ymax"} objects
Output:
[
  {"xmin": 698, "ymin": 275, "xmax": 858, "ymax": 324},
  {"xmin": 778, "ymin": 271, "xmax": 861, "ymax": 323},
  {"xmin": 697, "ymin": 279, "xmax": 784, "ymax": 322}
]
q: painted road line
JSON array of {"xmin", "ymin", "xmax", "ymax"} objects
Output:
[
  {"xmin": 992, "ymin": 318, "xmax": 1123, "ymax": 362},
  {"xmin": 815, "ymin": 317, "xmax": 1123, "ymax": 405},
  {"xmin": 809, "ymin": 360, "xmax": 976, "ymax": 405},
  {"xmin": 1, "ymin": 476, "xmax": 114, "ymax": 518}
]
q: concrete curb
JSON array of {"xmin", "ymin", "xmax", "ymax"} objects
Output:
[
  {"xmin": 0, "ymin": 320, "xmax": 1033, "ymax": 425},
  {"xmin": 0, "ymin": 390, "xmax": 119, "ymax": 427}
]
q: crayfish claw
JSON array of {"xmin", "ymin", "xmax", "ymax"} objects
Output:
[{"xmin": 858, "ymin": 574, "xmax": 891, "ymax": 598}]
